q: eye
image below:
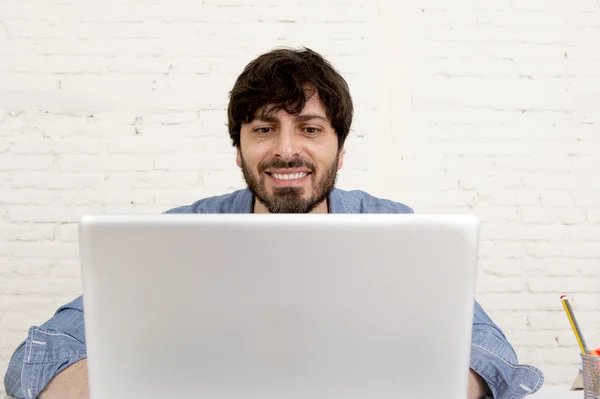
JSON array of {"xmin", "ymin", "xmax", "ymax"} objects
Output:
[
  {"xmin": 254, "ymin": 127, "xmax": 273, "ymax": 134},
  {"xmin": 303, "ymin": 127, "xmax": 320, "ymax": 135}
]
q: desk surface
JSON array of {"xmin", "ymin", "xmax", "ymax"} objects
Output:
[
  {"xmin": 0, "ymin": 388, "xmax": 585, "ymax": 399},
  {"xmin": 532, "ymin": 389, "xmax": 582, "ymax": 398}
]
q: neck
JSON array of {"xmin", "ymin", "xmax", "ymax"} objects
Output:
[{"xmin": 253, "ymin": 199, "xmax": 329, "ymax": 214}]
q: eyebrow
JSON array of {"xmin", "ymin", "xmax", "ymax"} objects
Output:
[
  {"xmin": 294, "ymin": 114, "xmax": 328, "ymax": 123},
  {"xmin": 253, "ymin": 114, "xmax": 328, "ymax": 124}
]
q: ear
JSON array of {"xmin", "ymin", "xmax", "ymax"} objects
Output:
[
  {"xmin": 337, "ymin": 147, "xmax": 345, "ymax": 170},
  {"xmin": 236, "ymin": 147, "xmax": 242, "ymax": 168}
]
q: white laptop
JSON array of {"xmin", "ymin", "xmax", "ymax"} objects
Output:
[{"xmin": 79, "ymin": 214, "xmax": 479, "ymax": 399}]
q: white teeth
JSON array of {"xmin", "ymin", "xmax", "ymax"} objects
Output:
[{"xmin": 272, "ymin": 172, "xmax": 308, "ymax": 180}]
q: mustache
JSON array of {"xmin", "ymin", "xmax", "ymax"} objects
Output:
[{"xmin": 258, "ymin": 158, "xmax": 316, "ymax": 173}]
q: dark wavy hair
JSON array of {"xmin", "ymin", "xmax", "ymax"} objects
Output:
[{"xmin": 227, "ymin": 47, "xmax": 353, "ymax": 150}]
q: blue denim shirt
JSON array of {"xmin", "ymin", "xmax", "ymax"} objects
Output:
[{"xmin": 4, "ymin": 188, "xmax": 544, "ymax": 398}]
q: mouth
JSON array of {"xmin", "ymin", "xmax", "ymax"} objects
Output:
[{"xmin": 264, "ymin": 170, "xmax": 312, "ymax": 184}]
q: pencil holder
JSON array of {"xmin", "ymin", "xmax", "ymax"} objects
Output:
[{"xmin": 581, "ymin": 354, "xmax": 600, "ymax": 399}]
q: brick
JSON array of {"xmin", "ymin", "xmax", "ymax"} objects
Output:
[
  {"xmin": 416, "ymin": 190, "xmax": 479, "ymax": 208},
  {"xmin": 201, "ymin": 171, "xmax": 244, "ymax": 194},
  {"xmin": 106, "ymin": 56, "xmax": 173, "ymax": 74},
  {"xmin": 539, "ymin": 191, "xmax": 575, "ymax": 208},
  {"xmin": 512, "ymin": 0, "xmax": 599, "ymax": 12},
  {"xmin": 479, "ymin": 241, "xmax": 528, "ymax": 259},
  {"xmin": 6, "ymin": 21, "xmax": 97, "ymax": 40},
  {"xmin": 56, "ymin": 223, "xmax": 79, "ymax": 243},
  {"xmin": 486, "ymin": 311, "xmax": 530, "ymax": 332},
  {"xmin": 8, "ymin": 206, "xmax": 97, "ymax": 223},
  {"xmin": 0, "ymin": 188, "xmax": 56, "ymax": 205},
  {"xmin": 476, "ymin": 11, "xmax": 568, "ymax": 28},
  {"xmin": 54, "ymin": 189, "xmax": 100, "ymax": 206},
  {"xmin": 479, "ymin": 259, "xmax": 529, "ymax": 277},
  {"xmin": 478, "ymin": 189, "xmax": 541, "ymax": 206},
  {"xmin": 588, "ymin": 210, "xmax": 600, "ymax": 223},
  {"xmin": 572, "ymin": 191, "xmax": 600, "ymax": 208},
  {"xmin": 458, "ymin": 173, "xmax": 522, "ymax": 190},
  {"xmin": 577, "ymin": 263, "xmax": 600, "ymax": 277},
  {"xmin": 0, "ymin": 276, "xmax": 81, "ymax": 296},
  {"xmin": 525, "ymin": 311, "xmax": 579, "ymax": 330},
  {"xmin": 526, "ymin": 242, "xmax": 600, "ymax": 259},
  {"xmin": 486, "ymin": 156, "xmax": 571, "ymax": 173},
  {"xmin": 12, "ymin": 139, "xmax": 106, "ymax": 155},
  {"xmin": 524, "ymin": 258, "xmax": 586, "ymax": 277},
  {"xmin": 509, "ymin": 330, "xmax": 575, "ymax": 348},
  {"xmin": 11, "ymin": 172, "xmax": 107, "ymax": 189},
  {"xmin": 568, "ymin": 46, "xmax": 600, "ymax": 61},
  {"xmin": 0, "ymin": 293, "xmax": 60, "ymax": 313},
  {"xmin": 526, "ymin": 346, "xmax": 584, "ymax": 365},
  {"xmin": 0, "ymin": 155, "xmax": 55, "ymax": 170},
  {"xmin": 420, "ymin": 0, "xmax": 511, "ymax": 10},
  {"xmin": 100, "ymin": 189, "xmax": 154, "ymax": 206},
  {"xmin": 154, "ymin": 153, "xmax": 233, "ymax": 171},
  {"xmin": 135, "ymin": 120, "xmax": 221, "ymax": 138},
  {"xmin": 65, "ymin": 4, "xmax": 160, "ymax": 23},
  {"xmin": 0, "ymin": 312, "xmax": 55, "ymax": 333},
  {"xmin": 103, "ymin": 204, "xmax": 166, "ymax": 214},
  {"xmin": 153, "ymin": 191, "xmax": 204, "ymax": 207},
  {"xmin": 0, "ymin": 139, "xmax": 11, "ymax": 152},
  {"xmin": 477, "ymin": 276, "xmax": 528, "ymax": 293},
  {"xmin": 425, "ymin": 26, "xmax": 600, "ymax": 47},
  {"xmin": 565, "ymin": 225, "xmax": 600, "ymax": 241},
  {"xmin": 9, "ymin": 241, "xmax": 79, "ymax": 260},
  {"xmin": 58, "ymin": 155, "xmax": 153, "ymax": 172},
  {"xmin": 566, "ymin": 13, "xmax": 600, "ymax": 28},
  {"xmin": 0, "ymin": 223, "xmax": 55, "ymax": 242},
  {"xmin": 481, "ymin": 223, "xmax": 566, "ymax": 241},
  {"xmin": 0, "ymin": 258, "xmax": 53, "ymax": 277},
  {"xmin": 420, "ymin": 10, "xmax": 479, "ymax": 26},
  {"xmin": 104, "ymin": 21, "xmax": 196, "ymax": 39},
  {"xmin": 8, "ymin": 55, "xmax": 106, "ymax": 74},
  {"xmin": 54, "ymin": 188, "xmax": 154, "ymax": 207},
  {"xmin": 519, "ymin": 207, "xmax": 586, "ymax": 225},
  {"xmin": 0, "ymin": 242, "xmax": 10, "ymax": 257},
  {"xmin": 138, "ymin": 112, "xmax": 199, "ymax": 125},
  {"xmin": 523, "ymin": 173, "xmax": 600, "ymax": 190},
  {"xmin": 107, "ymin": 139, "xmax": 203, "ymax": 155},
  {"xmin": 567, "ymin": 293, "xmax": 600, "ymax": 310},
  {"xmin": 52, "ymin": 260, "xmax": 82, "ymax": 278},
  {"xmin": 541, "ymin": 365, "xmax": 585, "ymax": 388},
  {"xmin": 571, "ymin": 156, "xmax": 600, "ymax": 174},
  {"xmin": 477, "ymin": 293, "xmax": 569, "ymax": 312},
  {"xmin": 201, "ymin": 137, "xmax": 235, "ymax": 154}
]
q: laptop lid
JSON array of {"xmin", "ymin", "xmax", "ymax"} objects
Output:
[{"xmin": 79, "ymin": 214, "xmax": 479, "ymax": 399}]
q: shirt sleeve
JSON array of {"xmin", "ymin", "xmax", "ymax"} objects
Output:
[
  {"xmin": 4, "ymin": 296, "xmax": 87, "ymax": 399},
  {"xmin": 470, "ymin": 301, "xmax": 544, "ymax": 398}
]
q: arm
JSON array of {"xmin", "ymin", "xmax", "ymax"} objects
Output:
[
  {"xmin": 469, "ymin": 301, "xmax": 544, "ymax": 398},
  {"xmin": 4, "ymin": 296, "xmax": 88, "ymax": 399},
  {"xmin": 468, "ymin": 368, "xmax": 490, "ymax": 399},
  {"xmin": 39, "ymin": 359, "xmax": 89, "ymax": 399}
]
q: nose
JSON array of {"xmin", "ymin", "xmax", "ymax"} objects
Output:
[{"xmin": 274, "ymin": 124, "xmax": 300, "ymax": 160}]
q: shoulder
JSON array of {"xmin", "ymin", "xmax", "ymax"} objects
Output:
[
  {"xmin": 336, "ymin": 189, "xmax": 414, "ymax": 214},
  {"xmin": 163, "ymin": 189, "xmax": 250, "ymax": 214}
]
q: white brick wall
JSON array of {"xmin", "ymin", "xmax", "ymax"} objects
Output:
[{"xmin": 1, "ymin": 0, "xmax": 599, "ymax": 394}]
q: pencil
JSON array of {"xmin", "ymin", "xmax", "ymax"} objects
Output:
[{"xmin": 560, "ymin": 295, "xmax": 589, "ymax": 355}]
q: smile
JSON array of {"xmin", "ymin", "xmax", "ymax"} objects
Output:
[{"xmin": 271, "ymin": 172, "xmax": 308, "ymax": 180}]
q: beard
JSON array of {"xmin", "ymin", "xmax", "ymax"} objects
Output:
[{"xmin": 240, "ymin": 153, "xmax": 339, "ymax": 213}]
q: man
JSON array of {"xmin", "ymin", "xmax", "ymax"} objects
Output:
[{"xmin": 4, "ymin": 48, "xmax": 544, "ymax": 399}]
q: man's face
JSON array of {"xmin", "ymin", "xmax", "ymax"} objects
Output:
[{"xmin": 236, "ymin": 93, "xmax": 344, "ymax": 213}]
